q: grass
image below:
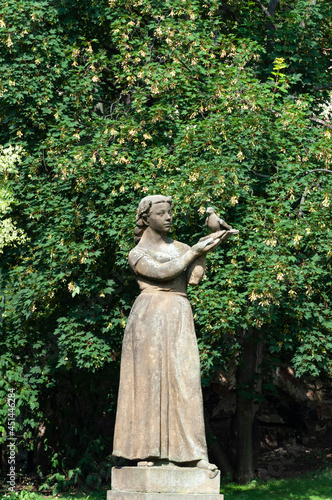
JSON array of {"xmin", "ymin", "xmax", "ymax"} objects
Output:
[
  {"xmin": 221, "ymin": 468, "xmax": 332, "ymax": 499},
  {"xmin": 1, "ymin": 469, "xmax": 331, "ymax": 500},
  {"xmin": 0, "ymin": 492, "xmax": 106, "ymax": 500}
]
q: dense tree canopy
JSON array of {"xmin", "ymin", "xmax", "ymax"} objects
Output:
[{"xmin": 1, "ymin": 0, "xmax": 331, "ymax": 486}]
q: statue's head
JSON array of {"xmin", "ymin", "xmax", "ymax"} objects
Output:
[{"xmin": 134, "ymin": 195, "xmax": 173, "ymax": 243}]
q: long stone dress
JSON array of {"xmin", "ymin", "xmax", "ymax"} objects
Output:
[{"xmin": 112, "ymin": 240, "xmax": 208, "ymax": 463}]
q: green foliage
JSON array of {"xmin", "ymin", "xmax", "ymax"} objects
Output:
[
  {"xmin": 4, "ymin": 491, "xmax": 106, "ymax": 500},
  {"xmin": 0, "ymin": 0, "xmax": 331, "ymax": 477},
  {"xmin": 0, "ymin": 145, "xmax": 27, "ymax": 252},
  {"xmin": 5, "ymin": 492, "xmax": 41, "ymax": 500}
]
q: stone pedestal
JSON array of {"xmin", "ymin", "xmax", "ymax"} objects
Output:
[
  {"xmin": 107, "ymin": 466, "xmax": 224, "ymax": 500},
  {"xmin": 108, "ymin": 495, "xmax": 223, "ymax": 500}
]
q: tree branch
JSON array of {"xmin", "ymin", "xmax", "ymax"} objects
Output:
[
  {"xmin": 254, "ymin": 0, "xmax": 278, "ymax": 30},
  {"xmin": 297, "ymin": 186, "xmax": 308, "ymax": 219},
  {"xmin": 42, "ymin": 149, "xmax": 49, "ymax": 172},
  {"xmin": 268, "ymin": 107, "xmax": 332, "ymax": 130},
  {"xmin": 312, "ymin": 83, "xmax": 332, "ymax": 91},
  {"xmin": 219, "ymin": 2, "xmax": 240, "ymax": 22},
  {"xmin": 178, "ymin": 58, "xmax": 205, "ymax": 84},
  {"xmin": 268, "ymin": 0, "xmax": 280, "ymax": 17},
  {"xmin": 250, "ymin": 171, "xmax": 271, "ymax": 178},
  {"xmin": 310, "ymin": 117, "xmax": 332, "ymax": 130},
  {"xmin": 304, "ymin": 169, "xmax": 332, "ymax": 175}
]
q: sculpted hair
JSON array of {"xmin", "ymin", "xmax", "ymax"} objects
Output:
[{"xmin": 134, "ymin": 195, "xmax": 173, "ymax": 244}]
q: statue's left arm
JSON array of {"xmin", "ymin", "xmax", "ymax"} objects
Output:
[
  {"xmin": 186, "ymin": 229, "xmax": 230, "ymax": 285},
  {"xmin": 187, "ymin": 255, "xmax": 206, "ymax": 285}
]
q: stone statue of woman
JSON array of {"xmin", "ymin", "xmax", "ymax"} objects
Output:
[{"xmin": 112, "ymin": 195, "xmax": 228, "ymax": 472}]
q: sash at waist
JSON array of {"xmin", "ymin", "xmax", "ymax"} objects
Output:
[{"xmin": 140, "ymin": 288, "xmax": 187, "ymax": 298}]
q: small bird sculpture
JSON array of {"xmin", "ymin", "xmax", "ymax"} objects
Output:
[{"xmin": 205, "ymin": 207, "xmax": 239, "ymax": 234}]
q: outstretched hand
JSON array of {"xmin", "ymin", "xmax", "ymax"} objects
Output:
[{"xmin": 192, "ymin": 230, "xmax": 229, "ymax": 255}]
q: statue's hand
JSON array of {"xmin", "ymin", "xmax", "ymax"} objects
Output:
[{"xmin": 192, "ymin": 230, "xmax": 226, "ymax": 255}]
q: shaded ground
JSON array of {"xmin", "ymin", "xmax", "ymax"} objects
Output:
[
  {"xmin": 256, "ymin": 410, "xmax": 332, "ymax": 480},
  {"xmin": 257, "ymin": 441, "xmax": 332, "ymax": 480}
]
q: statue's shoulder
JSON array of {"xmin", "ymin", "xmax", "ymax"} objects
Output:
[{"xmin": 128, "ymin": 245, "xmax": 148, "ymax": 268}]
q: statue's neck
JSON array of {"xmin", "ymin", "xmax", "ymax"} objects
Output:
[{"xmin": 140, "ymin": 226, "xmax": 169, "ymax": 247}]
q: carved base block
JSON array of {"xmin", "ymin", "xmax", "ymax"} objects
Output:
[{"xmin": 107, "ymin": 466, "xmax": 224, "ymax": 499}]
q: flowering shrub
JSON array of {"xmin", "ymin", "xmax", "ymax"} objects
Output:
[
  {"xmin": 0, "ymin": 146, "xmax": 27, "ymax": 252},
  {"xmin": 0, "ymin": 0, "xmax": 331, "ymax": 483}
]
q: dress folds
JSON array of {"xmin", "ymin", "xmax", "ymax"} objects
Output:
[{"xmin": 112, "ymin": 243, "xmax": 208, "ymax": 463}]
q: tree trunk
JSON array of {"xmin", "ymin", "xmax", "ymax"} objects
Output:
[
  {"xmin": 235, "ymin": 394, "xmax": 254, "ymax": 482},
  {"xmin": 235, "ymin": 328, "xmax": 263, "ymax": 483},
  {"xmin": 267, "ymin": 0, "xmax": 280, "ymax": 49}
]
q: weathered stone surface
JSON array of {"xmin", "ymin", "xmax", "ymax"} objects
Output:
[
  {"xmin": 111, "ymin": 466, "xmax": 221, "ymax": 494},
  {"xmin": 113, "ymin": 195, "xmax": 228, "ymax": 467},
  {"xmin": 109, "ymin": 196, "xmax": 228, "ymax": 499},
  {"xmin": 107, "ymin": 493, "xmax": 224, "ymax": 500}
]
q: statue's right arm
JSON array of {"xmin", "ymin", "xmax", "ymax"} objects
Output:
[{"xmin": 129, "ymin": 247, "xmax": 200, "ymax": 281}]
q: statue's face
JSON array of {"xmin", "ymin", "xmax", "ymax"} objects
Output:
[{"xmin": 147, "ymin": 202, "xmax": 172, "ymax": 233}]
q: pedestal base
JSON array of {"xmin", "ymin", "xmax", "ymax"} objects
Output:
[
  {"xmin": 107, "ymin": 466, "xmax": 224, "ymax": 499},
  {"xmin": 107, "ymin": 493, "xmax": 224, "ymax": 500}
]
